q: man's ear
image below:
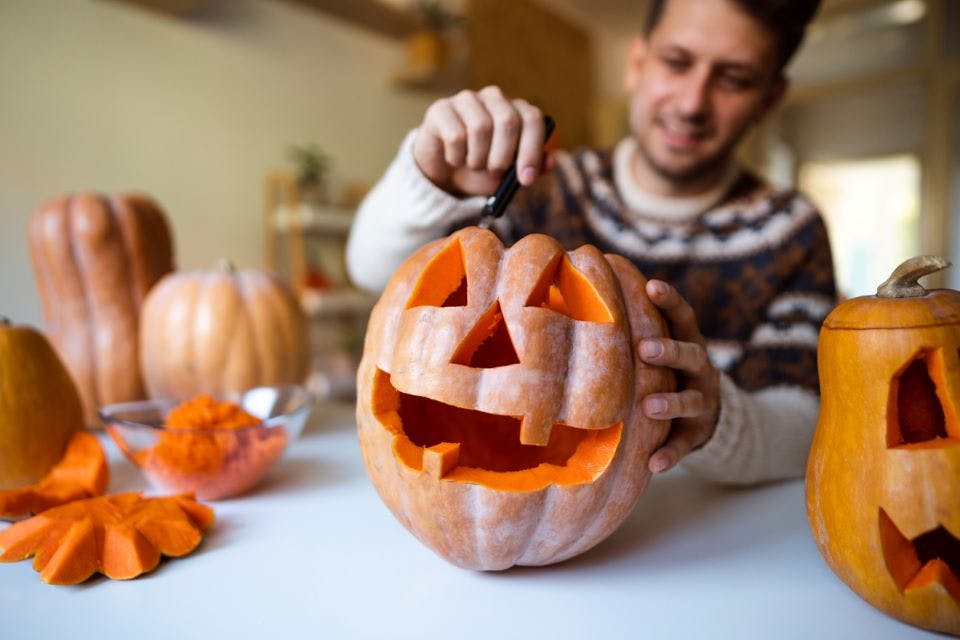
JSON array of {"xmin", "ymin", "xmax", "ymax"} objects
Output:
[
  {"xmin": 623, "ymin": 34, "xmax": 649, "ymax": 93},
  {"xmin": 757, "ymin": 74, "xmax": 788, "ymax": 122}
]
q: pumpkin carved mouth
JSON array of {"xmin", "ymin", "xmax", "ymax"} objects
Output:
[
  {"xmin": 371, "ymin": 368, "xmax": 622, "ymax": 492},
  {"xmin": 880, "ymin": 508, "xmax": 960, "ymax": 604}
]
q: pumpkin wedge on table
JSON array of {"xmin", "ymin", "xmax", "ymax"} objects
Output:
[
  {"xmin": 0, "ymin": 316, "xmax": 84, "ymax": 489},
  {"xmin": 0, "ymin": 492, "xmax": 214, "ymax": 584},
  {"xmin": 0, "ymin": 430, "xmax": 108, "ymax": 519},
  {"xmin": 28, "ymin": 193, "xmax": 175, "ymax": 427},
  {"xmin": 807, "ymin": 256, "xmax": 960, "ymax": 636},
  {"xmin": 357, "ymin": 227, "xmax": 675, "ymax": 571}
]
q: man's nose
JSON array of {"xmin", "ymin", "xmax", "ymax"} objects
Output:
[{"xmin": 676, "ymin": 68, "xmax": 711, "ymax": 118}]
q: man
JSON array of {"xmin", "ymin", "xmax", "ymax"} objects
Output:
[{"xmin": 347, "ymin": 0, "xmax": 836, "ymax": 484}]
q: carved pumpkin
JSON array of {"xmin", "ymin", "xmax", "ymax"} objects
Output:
[
  {"xmin": 28, "ymin": 192, "xmax": 175, "ymax": 427},
  {"xmin": 0, "ymin": 317, "xmax": 84, "ymax": 489},
  {"xmin": 806, "ymin": 256, "xmax": 960, "ymax": 635},
  {"xmin": 139, "ymin": 263, "xmax": 310, "ymax": 401},
  {"xmin": 356, "ymin": 227, "xmax": 674, "ymax": 570}
]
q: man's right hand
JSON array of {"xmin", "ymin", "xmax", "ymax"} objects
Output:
[{"xmin": 412, "ymin": 86, "xmax": 551, "ymax": 197}]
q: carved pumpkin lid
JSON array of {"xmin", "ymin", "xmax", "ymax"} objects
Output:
[{"xmin": 824, "ymin": 256, "xmax": 960, "ymax": 329}]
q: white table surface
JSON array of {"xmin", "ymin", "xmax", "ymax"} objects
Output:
[{"xmin": 0, "ymin": 401, "xmax": 939, "ymax": 640}]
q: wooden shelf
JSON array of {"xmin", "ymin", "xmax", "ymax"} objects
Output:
[
  {"xmin": 103, "ymin": 0, "xmax": 204, "ymax": 16},
  {"xmin": 279, "ymin": 0, "xmax": 421, "ymax": 38}
]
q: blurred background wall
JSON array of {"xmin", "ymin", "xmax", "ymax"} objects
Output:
[
  {"xmin": 0, "ymin": 0, "xmax": 435, "ymax": 326},
  {"xmin": 2, "ymin": 0, "xmax": 958, "ymax": 329}
]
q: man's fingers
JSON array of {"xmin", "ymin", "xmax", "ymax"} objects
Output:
[
  {"xmin": 512, "ymin": 99, "xmax": 546, "ymax": 185},
  {"xmin": 640, "ymin": 338, "xmax": 710, "ymax": 376},
  {"xmin": 646, "ymin": 279, "xmax": 701, "ymax": 344},
  {"xmin": 424, "ymin": 98, "xmax": 468, "ymax": 168},
  {"xmin": 642, "ymin": 389, "xmax": 705, "ymax": 420},
  {"xmin": 648, "ymin": 421, "xmax": 712, "ymax": 474},
  {"xmin": 450, "ymin": 90, "xmax": 493, "ymax": 170}
]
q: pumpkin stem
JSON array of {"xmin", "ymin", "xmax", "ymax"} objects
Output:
[
  {"xmin": 876, "ymin": 256, "xmax": 951, "ymax": 298},
  {"xmin": 216, "ymin": 259, "xmax": 236, "ymax": 273},
  {"xmin": 0, "ymin": 315, "xmax": 9, "ymax": 326}
]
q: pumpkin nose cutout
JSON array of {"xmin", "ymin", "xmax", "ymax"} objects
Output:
[
  {"xmin": 451, "ymin": 300, "xmax": 520, "ymax": 368},
  {"xmin": 887, "ymin": 349, "xmax": 958, "ymax": 448}
]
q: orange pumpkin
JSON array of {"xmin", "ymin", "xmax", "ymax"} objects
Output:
[
  {"xmin": 806, "ymin": 256, "xmax": 960, "ymax": 635},
  {"xmin": 357, "ymin": 227, "xmax": 674, "ymax": 570},
  {"xmin": 139, "ymin": 262, "xmax": 310, "ymax": 401},
  {"xmin": 0, "ymin": 317, "xmax": 84, "ymax": 488},
  {"xmin": 28, "ymin": 192, "xmax": 175, "ymax": 427}
]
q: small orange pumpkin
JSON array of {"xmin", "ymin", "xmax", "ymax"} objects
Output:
[
  {"xmin": 139, "ymin": 262, "xmax": 310, "ymax": 401},
  {"xmin": 0, "ymin": 317, "xmax": 84, "ymax": 489},
  {"xmin": 357, "ymin": 227, "xmax": 674, "ymax": 570},
  {"xmin": 28, "ymin": 192, "xmax": 175, "ymax": 427},
  {"xmin": 806, "ymin": 256, "xmax": 960, "ymax": 635}
]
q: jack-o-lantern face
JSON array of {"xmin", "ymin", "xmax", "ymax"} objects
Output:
[
  {"xmin": 807, "ymin": 256, "xmax": 960, "ymax": 635},
  {"xmin": 356, "ymin": 227, "xmax": 674, "ymax": 570}
]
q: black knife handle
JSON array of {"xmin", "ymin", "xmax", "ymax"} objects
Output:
[{"xmin": 482, "ymin": 114, "xmax": 556, "ymax": 220}]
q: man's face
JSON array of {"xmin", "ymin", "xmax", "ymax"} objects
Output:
[{"xmin": 625, "ymin": 0, "xmax": 785, "ymax": 188}]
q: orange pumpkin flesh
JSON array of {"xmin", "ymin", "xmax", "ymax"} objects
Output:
[
  {"xmin": 0, "ymin": 492, "xmax": 213, "ymax": 584},
  {"xmin": 124, "ymin": 395, "xmax": 288, "ymax": 500},
  {"xmin": 357, "ymin": 228, "xmax": 673, "ymax": 570},
  {"xmin": 0, "ymin": 431, "xmax": 108, "ymax": 519},
  {"xmin": 807, "ymin": 256, "xmax": 960, "ymax": 635}
]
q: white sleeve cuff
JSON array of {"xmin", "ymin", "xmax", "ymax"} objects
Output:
[{"xmin": 680, "ymin": 372, "xmax": 820, "ymax": 485}]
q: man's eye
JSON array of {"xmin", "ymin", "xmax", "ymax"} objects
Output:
[
  {"xmin": 720, "ymin": 74, "xmax": 754, "ymax": 90},
  {"xmin": 661, "ymin": 57, "xmax": 689, "ymax": 71}
]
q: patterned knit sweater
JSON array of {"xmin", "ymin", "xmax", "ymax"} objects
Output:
[{"xmin": 347, "ymin": 131, "xmax": 838, "ymax": 485}]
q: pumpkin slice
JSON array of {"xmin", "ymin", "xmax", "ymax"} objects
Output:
[
  {"xmin": 0, "ymin": 431, "xmax": 108, "ymax": 519},
  {"xmin": 0, "ymin": 492, "xmax": 214, "ymax": 584}
]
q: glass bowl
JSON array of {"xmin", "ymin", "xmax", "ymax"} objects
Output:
[{"xmin": 100, "ymin": 384, "xmax": 315, "ymax": 500}]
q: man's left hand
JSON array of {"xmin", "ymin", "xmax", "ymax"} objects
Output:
[{"xmin": 639, "ymin": 279, "xmax": 721, "ymax": 474}]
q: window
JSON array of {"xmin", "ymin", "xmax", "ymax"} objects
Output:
[{"xmin": 799, "ymin": 155, "xmax": 920, "ymax": 297}]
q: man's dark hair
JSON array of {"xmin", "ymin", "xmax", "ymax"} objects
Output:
[{"xmin": 643, "ymin": 0, "xmax": 822, "ymax": 72}]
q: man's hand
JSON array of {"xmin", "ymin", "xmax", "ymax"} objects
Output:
[
  {"xmin": 640, "ymin": 279, "xmax": 721, "ymax": 474},
  {"xmin": 412, "ymin": 86, "xmax": 551, "ymax": 197}
]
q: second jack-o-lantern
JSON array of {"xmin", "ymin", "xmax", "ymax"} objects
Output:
[
  {"xmin": 357, "ymin": 227, "xmax": 674, "ymax": 570},
  {"xmin": 807, "ymin": 256, "xmax": 960, "ymax": 635}
]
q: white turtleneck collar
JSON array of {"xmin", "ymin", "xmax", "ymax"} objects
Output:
[{"xmin": 612, "ymin": 136, "xmax": 741, "ymax": 224}]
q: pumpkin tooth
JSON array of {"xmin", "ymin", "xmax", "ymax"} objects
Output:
[
  {"xmin": 423, "ymin": 442, "xmax": 460, "ymax": 478},
  {"xmin": 880, "ymin": 507, "xmax": 960, "ymax": 602},
  {"xmin": 906, "ymin": 559, "xmax": 960, "ymax": 604}
]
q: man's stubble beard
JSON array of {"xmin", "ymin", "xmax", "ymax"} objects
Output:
[{"xmin": 635, "ymin": 127, "xmax": 740, "ymax": 187}]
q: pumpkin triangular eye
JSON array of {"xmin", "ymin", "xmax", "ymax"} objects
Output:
[
  {"xmin": 525, "ymin": 254, "xmax": 613, "ymax": 323},
  {"xmin": 887, "ymin": 348, "xmax": 958, "ymax": 447},
  {"xmin": 406, "ymin": 239, "xmax": 468, "ymax": 308},
  {"xmin": 451, "ymin": 300, "xmax": 520, "ymax": 368}
]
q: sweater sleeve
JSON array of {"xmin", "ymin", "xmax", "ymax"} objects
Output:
[
  {"xmin": 681, "ymin": 205, "xmax": 838, "ymax": 484},
  {"xmin": 346, "ymin": 129, "xmax": 486, "ymax": 293},
  {"xmin": 680, "ymin": 373, "xmax": 819, "ymax": 484}
]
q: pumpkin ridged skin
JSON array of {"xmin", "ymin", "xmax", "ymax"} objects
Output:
[
  {"xmin": 140, "ymin": 266, "xmax": 310, "ymax": 401},
  {"xmin": 28, "ymin": 193, "xmax": 175, "ymax": 427},
  {"xmin": 0, "ymin": 320, "xmax": 84, "ymax": 489},
  {"xmin": 357, "ymin": 228, "xmax": 674, "ymax": 570},
  {"xmin": 807, "ymin": 269, "xmax": 960, "ymax": 635}
]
